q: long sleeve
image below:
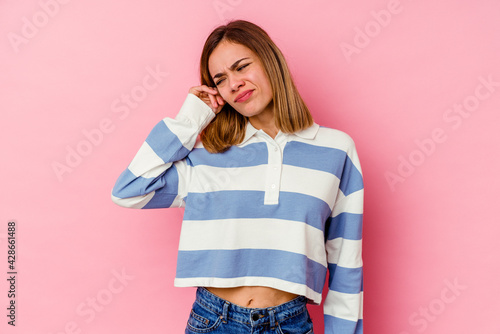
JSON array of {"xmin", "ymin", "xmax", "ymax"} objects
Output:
[
  {"xmin": 111, "ymin": 93, "xmax": 216, "ymax": 209},
  {"xmin": 323, "ymin": 138, "xmax": 364, "ymax": 333}
]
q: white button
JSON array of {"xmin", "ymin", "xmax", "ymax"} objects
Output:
[
  {"xmin": 274, "ymin": 147, "xmax": 278, "ymax": 151},
  {"xmin": 271, "ymin": 184, "xmax": 276, "ymax": 189},
  {"xmin": 274, "ymin": 167, "xmax": 278, "ymax": 170}
]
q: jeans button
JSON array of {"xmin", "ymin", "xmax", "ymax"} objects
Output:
[{"xmin": 252, "ymin": 313, "xmax": 259, "ymax": 321}]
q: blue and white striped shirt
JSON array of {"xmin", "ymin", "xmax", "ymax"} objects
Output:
[{"xmin": 111, "ymin": 93, "xmax": 364, "ymax": 333}]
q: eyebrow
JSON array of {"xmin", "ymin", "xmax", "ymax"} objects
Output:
[{"xmin": 212, "ymin": 57, "xmax": 250, "ymax": 80}]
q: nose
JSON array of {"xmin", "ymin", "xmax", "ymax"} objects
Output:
[{"xmin": 230, "ymin": 76, "xmax": 244, "ymax": 91}]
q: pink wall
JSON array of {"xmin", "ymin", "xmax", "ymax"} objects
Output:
[{"xmin": 1, "ymin": 0, "xmax": 499, "ymax": 333}]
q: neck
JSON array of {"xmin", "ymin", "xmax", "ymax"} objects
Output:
[{"xmin": 248, "ymin": 103, "xmax": 278, "ymax": 139}]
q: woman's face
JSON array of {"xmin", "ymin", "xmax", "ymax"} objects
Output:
[{"xmin": 208, "ymin": 41, "xmax": 273, "ymax": 118}]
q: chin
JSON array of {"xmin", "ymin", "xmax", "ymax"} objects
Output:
[
  {"xmin": 234, "ymin": 104, "xmax": 263, "ymax": 118},
  {"xmin": 237, "ymin": 109, "xmax": 262, "ymax": 118}
]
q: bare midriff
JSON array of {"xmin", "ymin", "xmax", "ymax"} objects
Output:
[{"xmin": 205, "ymin": 286, "xmax": 300, "ymax": 308}]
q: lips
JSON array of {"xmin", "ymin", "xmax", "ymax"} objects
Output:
[{"xmin": 234, "ymin": 90, "xmax": 254, "ymax": 103}]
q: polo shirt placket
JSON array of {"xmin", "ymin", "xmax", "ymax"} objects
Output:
[{"xmin": 256, "ymin": 129, "xmax": 286, "ymax": 205}]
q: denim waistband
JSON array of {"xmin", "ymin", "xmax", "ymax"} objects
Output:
[{"xmin": 194, "ymin": 287, "xmax": 308, "ymax": 326}]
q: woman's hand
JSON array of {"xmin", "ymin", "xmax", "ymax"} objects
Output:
[{"xmin": 188, "ymin": 85, "xmax": 226, "ymax": 114}]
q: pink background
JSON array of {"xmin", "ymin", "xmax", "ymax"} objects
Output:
[{"xmin": 1, "ymin": 0, "xmax": 499, "ymax": 333}]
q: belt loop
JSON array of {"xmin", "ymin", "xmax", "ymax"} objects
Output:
[
  {"xmin": 222, "ymin": 301, "xmax": 230, "ymax": 323},
  {"xmin": 269, "ymin": 308, "xmax": 276, "ymax": 330}
]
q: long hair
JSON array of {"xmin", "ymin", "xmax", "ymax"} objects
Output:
[{"xmin": 199, "ymin": 20, "xmax": 313, "ymax": 153}]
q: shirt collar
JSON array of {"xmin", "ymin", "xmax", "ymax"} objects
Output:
[{"xmin": 238, "ymin": 120, "xmax": 320, "ymax": 146}]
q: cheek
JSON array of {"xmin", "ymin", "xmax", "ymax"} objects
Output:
[
  {"xmin": 218, "ymin": 91, "xmax": 236, "ymax": 109},
  {"xmin": 219, "ymin": 90, "xmax": 231, "ymax": 102},
  {"xmin": 256, "ymin": 71, "xmax": 272, "ymax": 95}
]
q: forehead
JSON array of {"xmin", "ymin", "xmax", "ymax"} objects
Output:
[{"xmin": 208, "ymin": 42, "xmax": 256, "ymax": 74}]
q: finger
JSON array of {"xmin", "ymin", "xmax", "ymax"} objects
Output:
[
  {"xmin": 217, "ymin": 96, "xmax": 225, "ymax": 105},
  {"xmin": 189, "ymin": 85, "xmax": 217, "ymax": 97},
  {"xmin": 214, "ymin": 103, "xmax": 224, "ymax": 115},
  {"xmin": 201, "ymin": 85, "xmax": 218, "ymax": 95},
  {"xmin": 208, "ymin": 93, "xmax": 217, "ymax": 109}
]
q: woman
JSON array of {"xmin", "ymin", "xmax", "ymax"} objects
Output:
[{"xmin": 112, "ymin": 20, "xmax": 364, "ymax": 334}]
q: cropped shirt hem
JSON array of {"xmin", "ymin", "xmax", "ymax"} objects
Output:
[{"xmin": 174, "ymin": 276, "xmax": 322, "ymax": 305}]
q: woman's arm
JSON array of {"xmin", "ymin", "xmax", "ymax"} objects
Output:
[
  {"xmin": 111, "ymin": 86, "xmax": 225, "ymax": 209},
  {"xmin": 323, "ymin": 137, "xmax": 364, "ymax": 334}
]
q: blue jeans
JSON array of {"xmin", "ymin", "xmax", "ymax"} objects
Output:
[{"xmin": 185, "ymin": 287, "xmax": 314, "ymax": 334}]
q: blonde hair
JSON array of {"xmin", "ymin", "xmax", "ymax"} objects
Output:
[{"xmin": 199, "ymin": 20, "xmax": 313, "ymax": 153}]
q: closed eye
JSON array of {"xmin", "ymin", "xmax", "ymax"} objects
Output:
[
  {"xmin": 237, "ymin": 63, "xmax": 250, "ymax": 71},
  {"xmin": 215, "ymin": 63, "xmax": 251, "ymax": 85}
]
